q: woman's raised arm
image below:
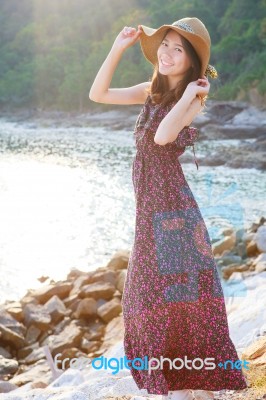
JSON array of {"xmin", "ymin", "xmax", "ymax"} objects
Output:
[{"xmin": 89, "ymin": 26, "xmax": 150, "ymax": 105}]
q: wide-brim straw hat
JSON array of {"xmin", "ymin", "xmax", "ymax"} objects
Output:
[{"xmin": 140, "ymin": 17, "xmax": 218, "ymax": 79}]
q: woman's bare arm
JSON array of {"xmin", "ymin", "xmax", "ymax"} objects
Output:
[
  {"xmin": 89, "ymin": 25, "xmax": 149, "ymax": 105},
  {"xmin": 154, "ymin": 78, "xmax": 209, "ymax": 145}
]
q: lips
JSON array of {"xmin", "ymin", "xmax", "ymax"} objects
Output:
[{"xmin": 160, "ymin": 59, "xmax": 174, "ymax": 67}]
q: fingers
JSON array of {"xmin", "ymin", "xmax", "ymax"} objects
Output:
[{"xmin": 122, "ymin": 25, "xmax": 142, "ymax": 37}]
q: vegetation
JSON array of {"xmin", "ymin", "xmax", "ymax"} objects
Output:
[{"xmin": 0, "ymin": 0, "xmax": 265, "ymax": 110}]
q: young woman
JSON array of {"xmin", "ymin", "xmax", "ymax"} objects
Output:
[{"xmin": 89, "ymin": 17, "xmax": 248, "ymax": 400}]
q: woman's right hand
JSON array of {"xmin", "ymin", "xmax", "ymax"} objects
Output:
[{"xmin": 113, "ymin": 25, "xmax": 143, "ymax": 51}]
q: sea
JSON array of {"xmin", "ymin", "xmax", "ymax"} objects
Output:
[{"xmin": 0, "ymin": 117, "xmax": 265, "ymax": 304}]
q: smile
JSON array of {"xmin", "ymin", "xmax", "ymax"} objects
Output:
[{"xmin": 160, "ymin": 59, "xmax": 174, "ymax": 67}]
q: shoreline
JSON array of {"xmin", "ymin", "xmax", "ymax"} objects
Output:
[
  {"xmin": 1, "ymin": 99, "xmax": 266, "ymax": 171},
  {"xmin": 0, "ymin": 217, "xmax": 266, "ymax": 399}
]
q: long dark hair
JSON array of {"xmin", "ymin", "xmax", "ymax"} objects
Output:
[{"xmin": 147, "ymin": 29, "xmax": 202, "ymax": 106}]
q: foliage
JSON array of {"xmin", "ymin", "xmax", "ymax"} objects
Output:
[{"xmin": 0, "ymin": 0, "xmax": 265, "ymax": 110}]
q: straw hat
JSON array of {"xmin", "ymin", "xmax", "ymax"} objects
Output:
[{"xmin": 140, "ymin": 17, "xmax": 218, "ymax": 79}]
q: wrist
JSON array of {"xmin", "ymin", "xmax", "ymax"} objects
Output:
[
  {"xmin": 111, "ymin": 42, "xmax": 126, "ymax": 55},
  {"xmin": 181, "ymin": 90, "xmax": 195, "ymax": 104}
]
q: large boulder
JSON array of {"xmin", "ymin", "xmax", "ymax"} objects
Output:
[
  {"xmin": 0, "ymin": 355, "xmax": 19, "ymax": 375},
  {"xmin": 79, "ymin": 281, "xmax": 116, "ymax": 300},
  {"xmin": 23, "ymin": 303, "xmax": 51, "ymax": 330},
  {"xmin": 42, "ymin": 320, "xmax": 83, "ymax": 356}
]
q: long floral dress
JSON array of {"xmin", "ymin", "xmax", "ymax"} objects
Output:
[{"xmin": 121, "ymin": 95, "xmax": 248, "ymax": 395}]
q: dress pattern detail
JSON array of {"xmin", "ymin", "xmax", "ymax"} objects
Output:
[{"xmin": 121, "ymin": 95, "xmax": 248, "ymax": 395}]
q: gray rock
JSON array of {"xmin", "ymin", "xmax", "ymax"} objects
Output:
[
  {"xmin": 0, "ymin": 355, "xmax": 19, "ymax": 375},
  {"xmin": 0, "ymin": 323, "xmax": 25, "ymax": 349},
  {"xmin": 0, "ymin": 381, "xmax": 18, "ymax": 393},
  {"xmin": 42, "ymin": 320, "xmax": 83, "ymax": 356},
  {"xmin": 80, "ymin": 281, "xmax": 116, "ymax": 300},
  {"xmin": 43, "ymin": 295, "xmax": 66, "ymax": 323},
  {"xmin": 23, "ymin": 303, "xmax": 51, "ymax": 330}
]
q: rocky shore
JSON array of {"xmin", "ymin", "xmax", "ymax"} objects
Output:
[
  {"xmin": 0, "ymin": 217, "xmax": 266, "ymax": 399},
  {"xmin": 1, "ymin": 99, "xmax": 266, "ymax": 171}
]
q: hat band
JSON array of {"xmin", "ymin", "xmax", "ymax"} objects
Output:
[{"xmin": 172, "ymin": 21, "xmax": 194, "ymax": 33}]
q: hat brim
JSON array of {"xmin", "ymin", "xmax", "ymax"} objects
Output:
[{"xmin": 140, "ymin": 24, "xmax": 210, "ymax": 78}]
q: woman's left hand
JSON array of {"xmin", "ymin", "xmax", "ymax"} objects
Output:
[{"xmin": 185, "ymin": 76, "xmax": 210, "ymax": 98}]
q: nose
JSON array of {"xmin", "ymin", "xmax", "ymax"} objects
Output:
[{"xmin": 161, "ymin": 47, "xmax": 173, "ymax": 60}]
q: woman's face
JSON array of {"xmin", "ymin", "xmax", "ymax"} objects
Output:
[{"xmin": 157, "ymin": 30, "xmax": 192, "ymax": 87}]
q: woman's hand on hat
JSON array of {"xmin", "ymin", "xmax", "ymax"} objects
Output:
[
  {"xmin": 185, "ymin": 76, "xmax": 210, "ymax": 99},
  {"xmin": 113, "ymin": 25, "xmax": 143, "ymax": 51}
]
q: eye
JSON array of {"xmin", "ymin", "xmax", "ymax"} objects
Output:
[
  {"xmin": 161, "ymin": 41, "xmax": 167, "ymax": 46},
  {"xmin": 175, "ymin": 47, "xmax": 182, "ymax": 52}
]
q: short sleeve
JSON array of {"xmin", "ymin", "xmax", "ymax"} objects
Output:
[{"xmin": 174, "ymin": 126, "xmax": 199, "ymax": 148}]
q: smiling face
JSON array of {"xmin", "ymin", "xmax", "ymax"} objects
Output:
[{"xmin": 157, "ymin": 29, "xmax": 192, "ymax": 88}]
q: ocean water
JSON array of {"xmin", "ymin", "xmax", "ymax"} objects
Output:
[{"xmin": 0, "ymin": 119, "xmax": 265, "ymax": 304}]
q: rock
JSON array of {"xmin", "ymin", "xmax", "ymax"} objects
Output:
[
  {"xmin": 221, "ymin": 264, "xmax": 250, "ymax": 280},
  {"xmin": 17, "ymin": 342, "xmax": 39, "ymax": 360},
  {"xmin": 23, "ymin": 346, "xmax": 46, "ymax": 365},
  {"xmin": 0, "ymin": 346, "xmax": 12, "ymax": 359},
  {"xmin": 253, "ymin": 253, "xmax": 266, "ymax": 274},
  {"xmin": 69, "ymin": 275, "xmax": 92, "ymax": 296},
  {"xmin": 254, "ymin": 225, "xmax": 266, "ymax": 252},
  {"xmin": 221, "ymin": 228, "xmax": 235, "ymax": 237},
  {"xmin": 56, "ymin": 347, "xmax": 88, "ymax": 369},
  {"xmin": 67, "ymin": 268, "xmax": 88, "ymax": 280},
  {"xmin": 255, "ymin": 261, "xmax": 266, "ymax": 274},
  {"xmin": 242, "ymin": 232, "xmax": 255, "ymax": 243},
  {"xmin": 250, "ymin": 351, "xmax": 266, "ymax": 366},
  {"xmin": 113, "ymin": 289, "xmax": 122, "ymax": 299},
  {"xmin": 246, "ymin": 240, "xmax": 259, "ymax": 257},
  {"xmin": 30, "ymin": 381, "xmax": 48, "ymax": 389},
  {"xmin": 98, "ymin": 315, "xmax": 124, "ymax": 353},
  {"xmin": 9, "ymin": 359, "xmax": 52, "ymax": 386},
  {"xmin": 63, "ymin": 293, "xmax": 79, "ymax": 308},
  {"xmin": 50, "ymin": 317, "xmax": 72, "ymax": 336},
  {"xmin": 80, "ymin": 281, "xmax": 116, "ymax": 300},
  {"xmin": 20, "ymin": 296, "xmax": 38, "ymax": 307},
  {"xmin": 5, "ymin": 302, "xmax": 24, "ymax": 322},
  {"xmin": 42, "ymin": 320, "xmax": 83, "ymax": 356},
  {"xmin": 235, "ymin": 242, "xmax": 247, "ymax": 258},
  {"xmin": 193, "ymin": 112, "xmax": 212, "ymax": 127},
  {"xmin": 97, "ymin": 298, "xmax": 122, "ymax": 323},
  {"xmin": 219, "ymin": 254, "xmax": 242, "ymax": 266},
  {"xmin": 0, "ymin": 355, "xmax": 19, "ymax": 375},
  {"xmin": 72, "ymin": 298, "xmax": 97, "ymax": 319},
  {"xmin": 231, "ymin": 106, "xmax": 266, "ymax": 127},
  {"xmin": 106, "ymin": 250, "xmax": 130, "ymax": 271},
  {"xmin": 84, "ymin": 320, "xmax": 105, "ymax": 341},
  {"xmin": 23, "ymin": 303, "xmax": 51, "ymax": 330},
  {"xmin": 25, "ymin": 325, "xmax": 42, "ymax": 344},
  {"xmin": 0, "ymin": 381, "xmax": 18, "ymax": 393},
  {"xmin": 89, "ymin": 269, "xmax": 117, "ymax": 286},
  {"xmin": 116, "ymin": 270, "xmax": 127, "ymax": 294},
  {"xmin": 242, "ymin": 336, "xmax": 266, "ymax": 360},
  {"xmin": 43, "ymin": 295, "xmax": 66, "ymax": 323},
  {"xmin": 37, "ymin": 275, "xmax": 50, "ymax": 283},
  {"xmin": 249, "ymin": 217, "xmax": 266, "ymax": 233},
  {"xmin": 29, "ymin": 282, "xmax": 73, "ymax": 304},
  {"xmin": 212, "ymin": 234, "xmax": 236, "ymax": 256},
  {"xmin": 0, "ymin": 310, "xmax": 26, "ymax": 336},
  {"xmin": 80, "ymin": 338, "xmax": 100, "ymax": 354},
  {"xmin": 0, "ymin": 323, "xmax": 25, "ymax": 349}
]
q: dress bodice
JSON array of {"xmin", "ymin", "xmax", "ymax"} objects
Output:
[{"xmin": 133, "ymin": 94, "xmax": 199, "ymax": 169}]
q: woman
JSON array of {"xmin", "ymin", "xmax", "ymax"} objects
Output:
[{"xmin": 89, "ymin": 17, "xmax": 248, "ymax": 400}]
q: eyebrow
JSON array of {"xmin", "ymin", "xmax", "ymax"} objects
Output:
[{"xmin": 163, "ymin": 38, "xmax": 184, "ymax": 47}]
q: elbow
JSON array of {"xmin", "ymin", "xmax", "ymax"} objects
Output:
[
  {"xmin": 154, "ymin": 138, "xmax": 167, "ymax": 146},
  {"xmin": 154, "ymin": 134, "xmax": 168, "ymax": 146},
  {"xmin": 89, "ymin": 90, "xmax": 99, "ymax": 103}
]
